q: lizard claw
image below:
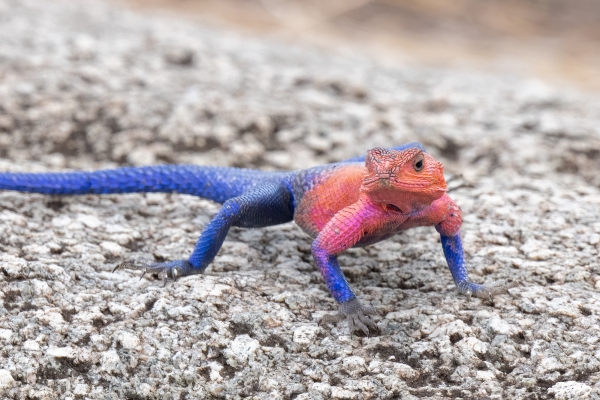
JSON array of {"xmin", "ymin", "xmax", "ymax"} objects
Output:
[
  {"xmin": 339, "ymin": 299, "xmax": 380, "ymax": 337},
  {"xmin": 172, "ymin": 267, "xmax": 181, "ymax": 282},
  {"xmin": 114, "ymin": 259, "xmax": 193, "ymax": 286}
]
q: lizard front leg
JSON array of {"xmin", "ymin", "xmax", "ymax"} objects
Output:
[
  {"xmin": 310, "ymin": 248, "xmax": 379, "ymax": 336},
  {"xmin": 311, "ymin": 196, "xmax": 404, "ymax": 336},
  {"xmin": 435, "ymin": 201, "xmax": 512, "ymax": 300},
  {"xmin": 438, "ymin": 233, "xmax": 511, "ymax": 300},
  {"xmin": 116, "ymin": 183, "xmax": 294, "ymax": 283}
]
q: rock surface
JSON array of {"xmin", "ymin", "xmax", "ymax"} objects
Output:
[{"xmin": 1, "ymin": 0, "xmax": 600, "ymax": 399}]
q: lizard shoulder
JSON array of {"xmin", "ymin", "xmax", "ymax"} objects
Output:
[{"xmin": 293, "ymin": 163, "xmax": 364, "ymax": 236}]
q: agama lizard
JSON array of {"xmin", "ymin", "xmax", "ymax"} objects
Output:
[{"xmin": 0, "ymin": 142, "xmax": 507, "ymax": 335}]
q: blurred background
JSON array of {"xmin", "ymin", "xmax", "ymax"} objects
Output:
[{"xmin": 124, "ymin": 0, "xmax": 600, "ymax": 93}]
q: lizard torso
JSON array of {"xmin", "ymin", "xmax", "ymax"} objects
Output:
[{"xmin": 292, "ymin": 161, "xmax": 460, "ymax": 247}]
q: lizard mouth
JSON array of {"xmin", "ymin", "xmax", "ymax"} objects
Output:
[{"xmin": 383, "ymin": 204, "xmax": 404, "ymax": 213}]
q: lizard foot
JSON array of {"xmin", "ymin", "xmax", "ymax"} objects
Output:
[
  {"xmin": 113, "ymin": 259, "xmax": 195, "ymax": 286},
  {"xmin": 458, "ymin": 280, "xmax": 517, "ymax": 302},
  {"xmin": 339, "ymin": 299, "xmax": 380, "ymax": 337}
]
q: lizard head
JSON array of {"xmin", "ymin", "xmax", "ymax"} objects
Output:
[{"xmin": 362, "ymin": 147, "xmax": 447, "ymax": 214}]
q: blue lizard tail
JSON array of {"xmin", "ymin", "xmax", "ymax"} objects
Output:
[{"xmin": 0, "ymin": 165, "xmax": 290, "ymax": 204}]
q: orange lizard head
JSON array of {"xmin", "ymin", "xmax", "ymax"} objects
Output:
[{"xmin": 361, "ymin": 147, "xmax": 447, "ymax": 214}]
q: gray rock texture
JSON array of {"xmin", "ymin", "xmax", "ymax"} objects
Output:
[{"xmin": 1, "ymin": 0, "xmax": 600, "ymax": 399}]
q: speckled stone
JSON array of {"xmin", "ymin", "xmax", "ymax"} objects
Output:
[{"xmin": 0, "ymin": 0, "xmax": 600, "ymax": 398}]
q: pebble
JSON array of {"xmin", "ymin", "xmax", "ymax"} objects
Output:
[
  {"xmin": 224, "ymin": 335, "xmax": 260, "ymax": 367},
  {"xmin": 0, "ymin": 370, "xmax": 14, "ymax": 389},
  {"xmin": 47, "ymin": 346, "xmax": 75, "ymax": 359},
  {"xmin": 293, "ymin": 326, "xmax": 321, "ymax": 345},
  {"xmin": 548, "ymin": 381, "xmax": 592, "ymax": 400}
]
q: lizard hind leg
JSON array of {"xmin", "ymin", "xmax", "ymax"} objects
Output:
[{"xmin": 115, "ymin": 183, "xmax": 295, "ymax": 284}]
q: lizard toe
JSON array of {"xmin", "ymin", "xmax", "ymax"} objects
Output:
[
  {"xmin": 115, "ymin": 259, "xmax": 194, "ymax": 285},
  {"xmin": 458, "ymin": 280, "xmax": 516, "ymax": 302},
  {"xmin": 339, "ymin": 299, "xmax": 380, "ymax": 337}
]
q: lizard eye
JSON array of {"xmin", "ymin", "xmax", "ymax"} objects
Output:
[{"xmin": 413, "ymin": 155, "xmax": 424, "ymax": 172}]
